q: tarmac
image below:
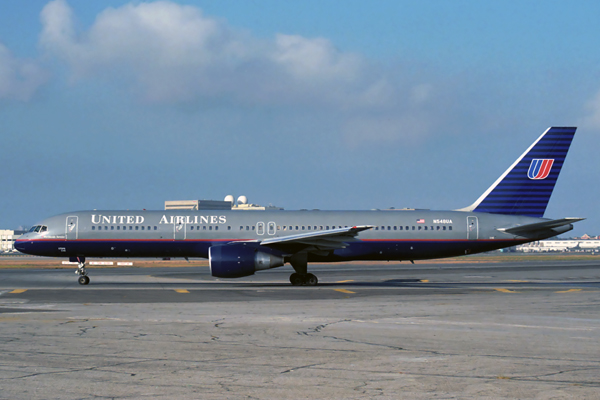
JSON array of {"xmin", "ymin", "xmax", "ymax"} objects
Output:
[{"xmin": 0, "ymin": 258, "xmax": 599, "ymax": 399}]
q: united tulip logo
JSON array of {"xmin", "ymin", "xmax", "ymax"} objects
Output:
[{"xmin": 527, "ymin": 159, "xmax": 554, "ymax": 180}]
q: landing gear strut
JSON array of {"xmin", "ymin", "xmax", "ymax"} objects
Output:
[
  {"xmin": 289, "ymin": 253, "xmax": 318, "ymax": 286},
  {"xmin": 74, "ymin": 257, "xmax": 90, "ymax": 285}
]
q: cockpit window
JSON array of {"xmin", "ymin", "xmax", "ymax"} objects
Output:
[
  {"xmin": 41, "ymin": 226, "xmax": 47, "ymax": 232},
  {"xmin": 34, "ymin": 226, "xmax": 42, "ymax": 233},
  {"xmin": 29, "ymin": 226, "xmax": 37, "ymax": 232},
  {"xmin": 29, "ymin": 225, "xmax": 48, "ymax": 233}
]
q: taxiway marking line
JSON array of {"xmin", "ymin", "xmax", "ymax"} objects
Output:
[
  {"xmin": 336, "ymin": 280, "xmax": 354, "ymax": 283},
  {"xmin": 174, "ymin": 289, "xmax": 190, "ymax": 294},
  {"xmin": 508, "ymin": 280, "xmax": 528, "ymax": 282},
  {"xmin": 420, "ymin": 279, "xmax": 429, "ymax": 283},
  {"xmin": 555, "ymin": 289, "xmax": 582, "ymax": 293},
  {"xmin": 495, "ymin": 288, "xmax": 517, "ymax": 293},
  {"xmin": 9, "ymin": 289, "xmax": 27, "ymax": 294},
  {"xmin": 334, "ymin": 289, "xmax": 356, "ymax": 294}
]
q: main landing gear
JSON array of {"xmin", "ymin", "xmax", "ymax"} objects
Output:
[
  {"xmin": 289, "ymin": 273, "xmax": 318, "ymax": 286},
  {"xmin": 289, "ymin": 252, "xmax": 318, "ymax": 286},
  {"xmin": 74, "ymin": 257, "xmax": 90, "ymax": 285}
]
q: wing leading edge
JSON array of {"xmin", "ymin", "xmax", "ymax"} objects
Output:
[{"xmin": 259, "ymin": 225, "xmax": 374, "ymax": 254}]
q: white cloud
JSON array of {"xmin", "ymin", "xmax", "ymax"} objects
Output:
[
  {"xmin": 580, "ymin": 90, "xmax": 600, "ymax": 130},
  {"xmin": 0, "ymin": 43, "xmax": 48, "ymax": 101},
  {"xmin": 39, "ymin": 0, "xmax": 440, "ymax": 143}
]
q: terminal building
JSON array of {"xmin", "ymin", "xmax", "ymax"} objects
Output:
[
  {"xmin": 516, "ymin": 239, "xmax": 600, "ymax": 253},
  {"xmin": 0, "ymin": 229, "xmax": 27, "ymax": 253}
]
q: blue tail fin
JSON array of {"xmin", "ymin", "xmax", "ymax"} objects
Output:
[{"xmin": 460, "ymin": 127, "xmax": 576, "ymax": 218}]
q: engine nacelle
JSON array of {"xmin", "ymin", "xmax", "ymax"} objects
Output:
[{"xmin": 209, "ymin": 244, "xmax": 284, "ymax": 278}]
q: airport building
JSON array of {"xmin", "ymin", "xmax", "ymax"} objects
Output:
[
  {"xmin": 516, "ymin": 239, "xmax": 600, "ymax": 253},
  {"xmin": 0, "ymin": 229, "xmax": 26, "ymax": 252},
  {"xmin": 165, "ymin": 195, "xmax": 283, "ymax": 211}
]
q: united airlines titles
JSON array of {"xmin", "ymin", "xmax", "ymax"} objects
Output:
[{"xmin": 90, "ymin": 214, "xmax": 227, "ymax": 225}]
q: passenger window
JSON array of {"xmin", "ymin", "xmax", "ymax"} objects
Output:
[
  {"xmin": 424, "ymin": 226, "xmax": 427, "ymax": 230},
  {"xmin": 449, "ymin": 226, "xmax": 453, "ymax": 231},
  {"xmin": 394, "ymin": 226, "xmax": 397, "ymax": 230},
  {"xmin": 437, "ymin": 226, "xmax": 440, "ymax": 230},
  {"xmin": 135, "ymin": 226, "xmax": 139, "ymax": 230},
  {"xmin": 209, "ymin": 226, "xmax": 212, "ymax": 230},
  {"xmin": 92, "ymin": 226, "xmax": 95, "ymax": 230},
  {"xmin": 375, "ymin": 227, "xmax": 379, "ymax": 230},
  {"xmin": 148, "ymin": 226, "xmax": 151, "ymax": 230},
  {"xmin": 388, "ymin": 226, "xmax": 391, "ymax": 230},
  {"xmin": 443, "ymin": 226, "xmax": 446, "ymax": 230},
  {"xmin": 246, "ymin": 226, "xmax": 250, "ymax": 231},
  {"xmin": 302, "ymin": 226, "xmax": 305, "ymax": 230},
  {"xmin": 228, "ymin": 226, "xmax": 231, "ymax": 231},
  {"xmin": 141, "ymin": 226, "xmax": 145, "ymax": 230},
  {"xmin": 129, "ymin": 226, "xmax": 133, "ymax": 230},
  {"xmin": 154, "ymin": 226, "xmax": 157, "ymax": 230},
  {"xmin": 203, "ymin": 226, "xmax": 207, "ymax": 230},
  {"xmin": 240, "ymin": 226, "xmax": 243, "ymax": 230},
  {"xmin": 418, "ymin": 226, "xmax": 422, "ymax": 230},
  {"xmin": 412, "ymin": 226, "xmax": 415, "ymax": 230},
  {"xmin": 215, "ymin": 226, "xmax": 219, "ymax": 231},
  {"xmin": 117, "ymin": 226, "xmax": 120, "ymax": 230},
  {"xmin": 296, "ymin": 226, "xmax": 299, "ymax": 230},
  {"xmin": 190, "ymin": 226, "xmax": 193, "ymax": 230}
]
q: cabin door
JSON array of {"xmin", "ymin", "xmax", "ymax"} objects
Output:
[
  {"xmin": 467, "ymin": 216, "xmax": 478, "ymax": 240},
  {"xmin": 174, "ymin": 219, "xmax": 186, "ymax": 240},
  {"xmin": 66, "ymin": 216, "xmax": 78, "ymax": 240}
]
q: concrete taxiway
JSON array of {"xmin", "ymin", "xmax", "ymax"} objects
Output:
[{"xmin": 1, "ymin": 259, "xmax": 599, "ymax": 399}]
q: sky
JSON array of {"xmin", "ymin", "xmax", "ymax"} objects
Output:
[{"xmin": 1, "ymin": 0, "xmax": 600, "ymax": 236}]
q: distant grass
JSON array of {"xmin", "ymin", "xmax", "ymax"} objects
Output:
[{"xmin": 0, "ymin": 252, "xmax": 596, "ymax": 269}]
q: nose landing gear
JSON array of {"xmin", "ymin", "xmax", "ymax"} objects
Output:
[{"xmin": 73, "ymin": 257, "xmax": 90, "ymax": 285}]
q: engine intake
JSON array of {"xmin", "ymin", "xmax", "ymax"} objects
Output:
[{"xmin": 209, "ymin": 244, "xmax": 284, "ymax": 278}]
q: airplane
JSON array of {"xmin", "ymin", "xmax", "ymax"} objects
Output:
[{"xmin": 15, "ymin": 126, "xmax": 583, "ymax": 286}]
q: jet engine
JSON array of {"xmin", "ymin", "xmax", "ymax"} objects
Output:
[{"xmin": 209, "ymin": 244, "xmax": 284, "ymax": 278}]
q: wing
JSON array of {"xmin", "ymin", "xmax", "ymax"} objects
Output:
[{"xmin": 259, "ymin": 225, "xmax": 374, "ymax": 255}]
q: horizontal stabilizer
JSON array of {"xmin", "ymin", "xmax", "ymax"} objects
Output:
[{"xmin": 497, "ymin": 217, "xmax": 585, "ymax": 235}]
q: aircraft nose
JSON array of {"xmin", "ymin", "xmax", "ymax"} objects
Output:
[{"xmin": 14, "ymin": 239, "xmax": 28, "ymax": 253}]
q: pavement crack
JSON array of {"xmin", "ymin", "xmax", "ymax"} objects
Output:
[
  {"xmin": 280, "ymin": 363, "xmax": 323, "ymax": 374},
  {"xmin": 297, "ymin": 319, "xmax": 351, "ymax": 336},
  {"xmin": 323, "ymin": 335, "xmax": 404, "ymax": 351}
]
